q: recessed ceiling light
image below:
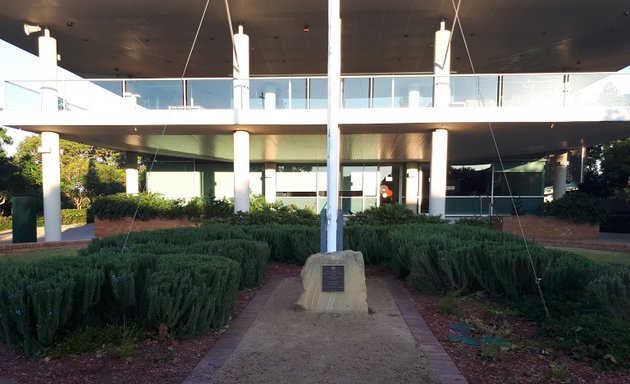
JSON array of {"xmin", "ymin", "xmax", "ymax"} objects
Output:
[
  {"xmin": 273, "ymin": 36, "xmax": 279, "ymax": 40},
  {"xmin": 624, "ymin": 10, "xmax": 629, "ymax": 16},
  {"xmin": 403, "ymin": 33, "xmax": 408, "ymax": 38},
  {"xmin": 66, "ymin": 21, "xmax": 73, "ymax": 27}
]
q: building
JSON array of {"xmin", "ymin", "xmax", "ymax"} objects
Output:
[{"xmin": 1, "ymin": 1, "xmax": 629, "ymax": 249}]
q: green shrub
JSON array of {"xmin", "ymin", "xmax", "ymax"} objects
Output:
[
  {"xmin": 84, "ymin": 239, "xmax": 269, "ymax": 290},
  {"xmin": 586, "ymin": 266, "xmax": 630, "ymax": 321},
  {"xmin": 344, "ymin": 225, "xmax": 394, "ymax": 266},
  {"xmin": 243, "ymin": 225, "xmax": 320, "ymax": 264},
  {"xmin": 454, "ymin": 216, "xmax": 494, "ymax": 229},
  {"xmin": 544, "ymin": 315, "xmax": 630, "ymax": 370},
  {"xmin": 347, "ymin": 203, "xmax": 446, "ymax": 225},
  {"xmin": 543, "ymin": 192, "xmax": 607, "ymax": 224},
  {"xmin": 0, "ymin": 250, "xmax": 241, "ymax": 357},
  {"xmin": 183, "ymin": 195, "xmax": 233, "ymax": 218},
  {"xmin": 146, "ymin": 254, "xmax": 240, "ymax": 337},
  {"xmin": 91, "ymin": 193, "xmax": 186, "ymax": 220},
  {"xmin": 0, "ymin": 209, "xmax": 91, "ymax": 230}
]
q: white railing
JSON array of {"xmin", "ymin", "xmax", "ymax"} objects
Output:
[{"xmin": 2, "ymin": 72, "xmax": 629, "ymax": 112}]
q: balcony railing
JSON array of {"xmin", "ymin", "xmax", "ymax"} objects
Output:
[{"xmin": 2, "ymin": 72, "xmax": 629, "ymax": 112}]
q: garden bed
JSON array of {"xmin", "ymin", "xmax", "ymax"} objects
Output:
[
  {"xmin": 492, "ymin": 215, "xmax": 600, "ymax": 242},
  {"xmin": 94, "ymin": 217, "xmax": 195, "ymax": 238}
]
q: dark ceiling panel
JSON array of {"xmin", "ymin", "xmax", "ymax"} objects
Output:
[{"xmin": 1, "ymin": 0, "xmax": 628, "ymax": 78}]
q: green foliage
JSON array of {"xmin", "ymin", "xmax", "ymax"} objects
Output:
[
  {"xmin": 437, "ymin": 292, "xmax": 460, "ymax": 316},
  {"xmin": 454, "ymin": 216, "xmax": 494, "ymax": 229},
  {"xmin": 184, "ymin": 195, "xmax": 233, "ymax": 218},
  {"xmin": 46, "ymin": 324, "xmax": 143, "ymax": 359},
  {"xmin": 544, "ymin": 315, "xmax": 630, "ymax": 370},
  {"xmin": 347, "ymin": 203, "xmax": 446, "ymax": 225},
  {"xmin": 0, "ymin": 249, "xmax": 242, "ymax": 357},
  {"xmin": 83, "ymin": 238, "xmax": 269, "ymax": 290},
  {"xmin": 91, "ymin": 193, "xmax": 186, "ymax": 220},
  {"xmin": 344, "ymin": 225, "xmax": 394, "ymax": 266},
  {"xmin": 12, "ymin": 136, "xmax": 125, "ymax": 209},
  {"xmin": 0, "ymin": 209, "xmax": 91, "ymax": 230},
  {"xmin": 544, "ymin": 364, "xmax": 570, "ymax": 383},
  {"xmin": 243, "ymin": 225, "xmax": 320, "ymax": 264},
  {"xmin": 543, "ymin": 191, "xmax": 607, "ymax": 224}
]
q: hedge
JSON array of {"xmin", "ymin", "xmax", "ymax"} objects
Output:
[
  {"xmin": 83, "ymin": 224, "xmax": 319, "ymax": 266},
  {"xmin": 0, "ymin": 251, "xmax": 241, "ymax": 357},
  {"xmin": 0, "ymin": 209, "xmax": 91, "ymax": 230},
  {"xmin": 83, "ymin": 239, "xmax": 269, "ymax": 289}
]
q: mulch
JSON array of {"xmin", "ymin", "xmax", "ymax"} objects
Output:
[{"xmin": 1, "ymin": 262, "xmax": 628, "ymax": 384}]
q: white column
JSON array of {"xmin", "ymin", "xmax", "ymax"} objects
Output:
[
  {"xmin": 264, "ymin": 86, "xmax": 276, "ymax": 110},
  {"xmin": 553, "ymin": 152, "xmax": 568, "ymax": 200},
  {"xmin": 429, "ymin": 129, "xmax": 448, "ymax": 217},
  {"xmin": 38, "ymin": 29, "xmax": 62, "ymax": 242},
  {"xmin": 39, "ymin": 29, "xmax": 58, "ymax": 111},
  {"xmin": 233, "ymin": 25, "xmax": 250, "ymax": 110},
  {"xmin": 405, "ymin": 162, "xmax": 420, "ymax": 213},
  {"xmin": 408, "ymin": 83, "xmax": 421, "ymax": 108},
  {"xmin": 264, "ymin": 162, "xmax": 276, "ymax": 204},
  {"xmin": 125, "ymin": 152, "xmax": 139, "ymax": 194},
  {"xmin": 580, "ymin": 146, "xmax": 586, "ymax": 184},
  {"xmin": 0, "ymin": 80, "xmax": 6, "ymax": 110},
  {"xmin": 326, "ymin": 0, "xmax": 341, "ymax": 252},
  {"xmin": 39, "ymin": 132, "xmax": 61, "ymax": 241},
  {"xmin": 233, "ymin": 24, "xmax": 250, "ymax": 212},
  {"xmin": 433, "ymin": 20, "xmax": 451, "ymax": 108},
  {"xmin": 234, "ymin": 131, "xmax": 250, "ymax": 212}
]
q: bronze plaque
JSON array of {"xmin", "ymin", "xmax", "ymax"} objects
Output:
[{"xmin": 322, "ymin": 265, "xmax": 344, "ymax": 292}]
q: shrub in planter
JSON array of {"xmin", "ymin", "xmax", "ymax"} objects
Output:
[
  {"xmin": 543, "ymin": 191, "xmax": 607, "ymax": 224},
  {"xmin": 91, "ymin": 193, "xmax": 185, "ymax": 221},
  {"xmin": 347, "ymin": 203, "xmax": 446, "ymax": 225}
]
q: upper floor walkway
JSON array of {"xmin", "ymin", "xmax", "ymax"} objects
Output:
[{"xmin": 2, "ymin": 72, "xmax": 630, "ymax": 130}]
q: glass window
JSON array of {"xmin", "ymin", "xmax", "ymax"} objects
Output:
[
  {"xmin": 393, "ymin": 77, "xmax": 432, "ymax": 108},
  {"xmin": 309, "ymin": 78, "xmax": 328, "ymax": 109},
  {"xmin": 342, "ymin": 78, "xmax": 369, "ymax": 108},
  {"xmin": 126, "ymin": 79, "xmax": 183, "ymax": 109},
  {"xmin": 451, "ymin": 76, "xmax": 498, "ymax": 107},
  {"xmin": 290, "ymin": 79, "xmax": 307, "ymax": 109},
  {"xmin": 501, "ymin": 74, "xmax": 564, "ymax": 107},
  {"xmin": 373, "ymin": 77, "xmax": 393, "ymax": 108},
  {"xmin": 187, "ymin": 79, "xmax": 232, "ymax": 109}
]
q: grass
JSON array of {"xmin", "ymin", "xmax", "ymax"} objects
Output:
[
  {"xmin": 0, "ymin": 248, "xmax": 79, "ymax": 262},
  {"xmin": 546, "ymin": 246, "xmax": 630, "ymax": 266}
]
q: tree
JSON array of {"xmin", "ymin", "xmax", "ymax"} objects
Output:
[
  {"xmin": 580, "ymin": 138, "xmax": 630, "ymax": 199},
  {"xmin": 601, "ymin": 139, "xmax": 630, "ymax": 199},
  {"xmin": 12, "ymin": 136, "xmax": 126, "ymax": 209}
]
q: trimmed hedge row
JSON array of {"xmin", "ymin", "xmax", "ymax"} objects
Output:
[
  {"xmin": 0, "ymin": 209, "xmax": 91, "ymax": 230},
  {"xmin": 83, "ymin": 239, "xmax": 269, "ymax": 289},
  {"xmin": 84, "ymin": 224, "xmax": 319, "ymax": 266},
  {"xmin": 0, "ymin": 252, "xmax": 240, "ymax": 357}
]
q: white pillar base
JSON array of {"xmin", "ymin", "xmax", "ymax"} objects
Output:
[
  {"xmin": 429, "ymin": 129, "xmax": 448, "ymax": 217},
  {"xmin": 405, "ymin": 162, "xmax": 420, "ymax": 213},
  {"xmin": 264, "ymin": 162, "xmax": 276, "ymax": 204},
  {"xmin": 39, "ymin": 132, "xmax": 62, "ymax": 242},
  {"xmin": 553, "ymin": 152, "xmax": 568, "ymax": 200},
  {"xmin": 234, "ymin": 131, "xmax": 250, "ymax": 212},
  {"xmin": 125, "ymin": 152, "xmax": 139, "ymax": 194}
]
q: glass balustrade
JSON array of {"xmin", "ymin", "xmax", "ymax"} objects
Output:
[
  {"xmin": 2, "ymin": 72, "xmax": 629, "ymax": 112},
  {"xmin": 186, "ymin": 79, "xmax": 232, "ymax": 109}
]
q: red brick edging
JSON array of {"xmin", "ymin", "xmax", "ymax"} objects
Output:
[
  {"xmin": 0, "ymin": 240, "xmax": 91, "ymax": 255},
  {"xmin": 385, "ymin": 277, "xmax": 468, "ymax": 384},
  {"xmin": 183, "ymin": 275, "xmax": 286, "ymax": 384}
]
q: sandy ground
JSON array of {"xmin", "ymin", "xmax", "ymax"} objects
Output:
[{"xmin": 210, "ymin": 277, "xmax": 438, "ymax": 384}]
